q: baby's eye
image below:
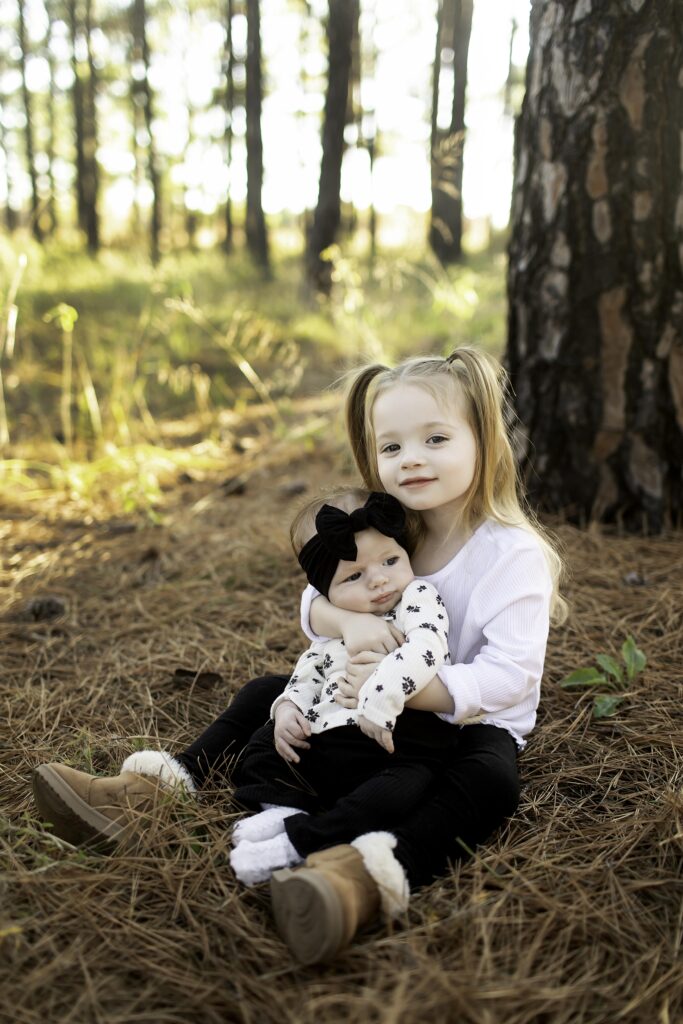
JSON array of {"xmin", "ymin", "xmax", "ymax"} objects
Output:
[
  {"xmin": 384, "ymin": 556, "xmax": 399, "ymax": 566},
  {"xmin": 427, "ymin": 434, "xmax": 448, "ymax": 445},
  {"xmin": 344, "ymin": 571, "xmax": 361, "ymax": 583},
  {"xmin": 379, "ymin": 442, "xmax": 400, "ymax": 455}
]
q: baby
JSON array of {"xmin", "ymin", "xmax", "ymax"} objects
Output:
[{"xmin": 229, "ymin": 487, "xmax": 454, "ymax": 884}]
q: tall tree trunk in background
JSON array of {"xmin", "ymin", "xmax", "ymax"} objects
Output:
[
  {"xmin": 17, "ymin": 0, "xmax": 43, "ymax": 241},
  {"xmin": 245, "ymin": 0, "xmax": 269, "ymax": 269},
  {"xmin": 504, "ymin": 18, "xmax": 519, "ymax": 116},
  {"xmin": 180, "ymin": 6, "xmax": 197, "ymax": 248},
  {"xmin": 429, "ymin": 0, "xmax": 473, "ymax": 263},
  {"xmin": 67, "ymin": 0, "xmax": 87, "ymax": 241},
  {"xmin": 222, "ymin": 0, "xmax": 235, "ymax": 253},
  {"xmin": 0, "ymin": 95, "xmax": 17, "ymax": 231},
  {"xmin": 506, "ymin": 0, "xmax": 683, "ymax": 532},
  {"xmin": 305, "ymin": 0, "xmax": 356, "ymax": 294},
  {"xmin": 362, "ymin": 5, "xmax": 378, "ymax": 263},
  {"xmin": 344, "ymin": 1, "xmax": 361, "ymax": 237},
  {"xmin": 44, "ymin": 0, "xmax": 59, "ymax": 235},
  {"xmin": 132, "ymin": 0, "xmax": 161, "ymax": 263},
  {"xmin": 82, "ymin": 0, "xmax": 100, "ymax": 251}
]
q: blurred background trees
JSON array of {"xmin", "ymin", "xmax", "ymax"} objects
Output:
[
  {"xmin": 0, "ymin": 0, "xmax": 522, "ymax": 268},
  {"xmin": 1, "ymin": 0, "xmax": 681, "ymax": 531}
]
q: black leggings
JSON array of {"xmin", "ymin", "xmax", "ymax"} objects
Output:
[
  {"xmin": 175, "ymin": 674, "xmax": 520, "ymax": 890},
  {"xmin": 232, "ymin": 710, "xmax": 458, "ymax": 852},
  {"xmin": 175, "ymin": 674, "xmax": 288, "ymax": 786}
]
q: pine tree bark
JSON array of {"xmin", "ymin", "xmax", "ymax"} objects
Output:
[
  {"xmin": 82, "ymin": 0, "xmax": 100, "ymax": 252},
  {"xmin": 245, "ymin": 0, "xmax": 269, "ymax": 269},
  {"xmin": 507, "ymin": 0, "xmax": 683, "ymax": 531},
  {"xmin": 429, "ymin": 0, "xmax": 473, "ymax": 263},
  {"xmin": 305, "ymin": 0, "xmax": 357, "ymax": 294},
  {"xmin": 17, "ymin": 0, "xmax": 43, "ymax": 241},
  {"xmin": 66, "ymin": 0, "xmax": 87, "ymax": 241},
  {"xmin": 132, "ymin": 0, "xmax": 161, "ymax": 264},
  {"xmin": 222, "ymin": 0, "xmax": 235, "ymax": 253},
  {"xmin": 44, "ymin": 0, "xmax": 59, "ymax": 235},
  {"xmin": 0, "ymin": 94, "xmax": 17, "ymax": 231}
]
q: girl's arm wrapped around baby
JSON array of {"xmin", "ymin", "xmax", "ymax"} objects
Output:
[{"xmin": 356, "ymin": 580, "xmax": 450, "ymax": 731}]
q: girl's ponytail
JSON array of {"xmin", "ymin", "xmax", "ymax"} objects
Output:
[{"xmin": 345, "ymin": 364, "xmax": 387, "ymax": 488}]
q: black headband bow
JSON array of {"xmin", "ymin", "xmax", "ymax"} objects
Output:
[{"xmin": 298, "ymin": 492, "xmax": 407, "ymax": 597}]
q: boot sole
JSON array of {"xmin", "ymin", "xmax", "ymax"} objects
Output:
[
  {"xmin": 32, "ymin": 764, "xmax": 125, "ymax": 850},
  {"xmin": 270, "ymin": 867, "xmax": 345, "ymax": 964}
]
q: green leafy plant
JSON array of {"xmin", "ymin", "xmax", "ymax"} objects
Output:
[{"xmin": 560, "ymin": 635, "xmax": 647, "ymax": 719}]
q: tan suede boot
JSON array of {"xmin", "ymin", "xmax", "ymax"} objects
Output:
[
  {"xmin": 32, "ymin": 755, "xmax": 189, "ymax": 850},
  {"xmin": 270, "ymin": 844, "xmax": 381, "ymax": 964}
]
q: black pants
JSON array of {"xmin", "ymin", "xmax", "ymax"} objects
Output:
[
  {"xmin": 232, "ymin": 710, "xmax": 457, "ymax": 853},
  {"xmin": 175, "ymin": 674, "xmax": 520, "ymax": 890},
  {"xmin": 176, "ymin": 674, "xmax": 288, "ymax": 785}
]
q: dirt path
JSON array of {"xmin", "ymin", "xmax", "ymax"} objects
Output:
[{"xmin": 1, "ymin": 440, "xmax": 682, "ymax": 1023}]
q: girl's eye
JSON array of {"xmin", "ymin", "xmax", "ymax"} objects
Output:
[
  {"xmin": 427, "ymin": 434, "xmax": 448, "ymax": 445},
  {"xmin": 384, "ymin": 556, "xmax": 399, "ymax": 566},
  {"xmin": 344, "ymin": 572, "xmax": 361, "ymax": 583},
  {"xmin": 379, "ymin": 443, "xmax": 400, "ymax": 455}
]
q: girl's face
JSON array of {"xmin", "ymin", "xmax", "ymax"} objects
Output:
[{"xmin": 372, "ymin": 383, "xmax": 478, "ymax": 515}]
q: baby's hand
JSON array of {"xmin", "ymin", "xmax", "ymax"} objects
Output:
[
  {"xmin": 341, "ymin": 614, "xmax": 404, "ymax": 658},
  {"xmin": 357, "ymin": 714, "xmax": 394, "ymax": 754},
  {"xmin": 334, "ymin": 676, "xmax": 359, "ymax": 709},
  {"xmin": 273, "ymin": 701, "xmax": 311, "ymax": 763},
  {"xmin": 334, "ymin": 650, "xmax": 386, "ymax": 707}
]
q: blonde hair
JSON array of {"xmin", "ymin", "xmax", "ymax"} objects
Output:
[
  {"xmin": 289, "ymin": 486, "xmax": 371, "ymax": 555},
  {"xmin": 345, "ymin": 346, "xmax": 568, "ymax": 624}
]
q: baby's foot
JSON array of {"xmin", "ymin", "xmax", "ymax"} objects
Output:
[
  {"xmin": 232, "ymin": 805, "xmax": 302, "ymax": 846},
  {"xmin": 230, "ymin": 833, "xmax": 303, "ymax": 886}
]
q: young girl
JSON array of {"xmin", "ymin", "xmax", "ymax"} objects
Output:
[{"xmin": 267, "ymin": 347, "xmax": 566, "ymax": 963}]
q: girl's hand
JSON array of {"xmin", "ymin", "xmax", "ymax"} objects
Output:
[
  {"xmin": 273, "ymin": 701, "xmax": 311, "ymax": 763},
  {"xmin": 341, "ymin": 615, "xmax": 404, "ymax": 657},
  {"xmin": 357, "ymin": 714, "xmax": 394, "ymax": 754}
]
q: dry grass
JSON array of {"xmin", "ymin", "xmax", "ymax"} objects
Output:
[{"xmin": 1, "ymin": 428, "xmax": 682, "ymax": 1024}]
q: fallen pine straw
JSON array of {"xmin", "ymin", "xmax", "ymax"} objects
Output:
[{"xmin": 1, "ymin": 442, "xmax": 682, "ymax": 1024}]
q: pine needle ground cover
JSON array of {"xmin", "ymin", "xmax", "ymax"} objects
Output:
[{"xmin": 1, "ymin": 429, "xmax": 681, "ymax": 1024}]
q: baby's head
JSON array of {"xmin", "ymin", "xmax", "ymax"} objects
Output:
[{"xmin": 290, "ymin": 488, "xmax": 414, "ymax": 615}]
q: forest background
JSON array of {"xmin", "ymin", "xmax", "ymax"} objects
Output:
[{"xmin": 1, "ymin": 1, "xmax": 682, "ymax": 1022}]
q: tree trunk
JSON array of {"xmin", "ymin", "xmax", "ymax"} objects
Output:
[
  {"xmin": 132, "ymin": 0, "xmax": 161, "ymax": 264},
  {"xmin": 17, "ymin": 0, "xmax": 43, "ymax": 241},
  {"xmin": 429, "ymin": 0, "xmax": 473, "ymax": 263},
  {"xmin": 245, "ymin": 0, "xmax": 269, "ymax": 269},
  {"xmin": 67, "ymin": 0, "xmax": 87, "ymax": 240},
  {"xmin": 0, "ymin": 98, "xmax": 17, "ymax": 232},
  {"xmin": 44, "ymin": 0, "xmax": 59, "ymax": 235},
  {"xmin": 506, "ymin": 0, "xmax": 683, "ymax": 532},
  {"xmin": 222, "ymin": 0, "xmax": 235, "ymax": 253},
  {"xmin": 82, "ymin": 0, "xmax": 100, "ymax": 252},
  {"xmin": 305, "ymin": 0, "xmax": 356, "ymax": 294}
]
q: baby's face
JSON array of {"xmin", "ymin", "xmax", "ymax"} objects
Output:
[{"xmin": 327, "ymin": 528, "xmax": 414, "ymax": 615}]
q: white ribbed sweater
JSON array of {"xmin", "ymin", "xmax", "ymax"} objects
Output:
[{"xmin": 301, "ymin": 520, "xmax": 553, "ymax": 748}]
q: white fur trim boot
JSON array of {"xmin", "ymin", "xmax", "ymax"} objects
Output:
[
  {"xmin": 269, "ymin": 832, "xmax": 409, "ymax": 964},
  {"xmin": 351, "ymin": 831, "xmax": 409, "ymax": 918},
  {"xmin": 120, "ymin": 750, "xmax": 197, "ymax": 794},
  {"xmin": 32, "ymin": 750, "xmax": 196, "ymax": 851}
]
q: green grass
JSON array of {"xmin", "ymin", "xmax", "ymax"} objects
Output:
[{"xmin": 0, "ymin": 234, "xmax": 506, "ymax": 515}]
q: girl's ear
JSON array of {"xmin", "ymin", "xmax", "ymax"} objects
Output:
[{"xmin": 345, "ymin": 365, "xmax": 387, "ymax": 487}]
